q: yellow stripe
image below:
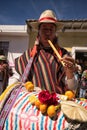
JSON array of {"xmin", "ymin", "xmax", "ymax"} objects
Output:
[
  {"xmin": 0, "ymin": 82, "xmax": 20, "ymax": 101},
  {"xmin": 25, "ymin": 50, "xmax": 29, "ymax": 62},
  {"xmin": 18, "ymin": 57, "xmax": 22, "ymax": 75}
]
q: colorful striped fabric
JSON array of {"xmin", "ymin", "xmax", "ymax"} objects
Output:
[
  {"xmin": 3, "ymin": 88, "xmax": 68, "ymax": 130},
  {"xmin": 28, "ymin": 49, "xmax": 68, "ymax": 94},
  {"xmin": 15, "ymin": 49, "xmax": 30, "ymax": 75},
  {"xmin": 15, "ymin": 48, "xmax": 69, "ymax": 94},
  {"xmin": 2, "ymin": 87, "xmax": 87, "ymax": 130},
  {"xmin": 15, "ymin": 43, "xmax": 70, "ymax": 94}
]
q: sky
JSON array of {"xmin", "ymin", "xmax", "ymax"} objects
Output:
[{"xmin": 0, "ymin": 0, "xmax": 87, "ymax": 25}]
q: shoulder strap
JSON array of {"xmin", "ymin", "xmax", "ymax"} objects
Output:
[
  {"xmin": 21, "ymin": 57, "xmax": 34, "ymax": 83},
  {"xmin": 21, "ymin": 45, "xmax": 38, "ymax": 83}
]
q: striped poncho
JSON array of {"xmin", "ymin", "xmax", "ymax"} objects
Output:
[{"xmin": 15, "ymin": 44, "xmax": 69, "ymax": 94}]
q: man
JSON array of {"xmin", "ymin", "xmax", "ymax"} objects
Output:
[
  {"xmin": 79, "ymin": 70, "xmax": 87, "ymax": 98},
  {"xmin": 0, "ymin": 55, "xmax": 8, "ymax": 94},
  {"xmin": 15, "ymin": 10, "xmax": 77, "ymax": 94},
  {"xmin": 0, "ymin": 55, "xmax": 13, "ymax": 95}
]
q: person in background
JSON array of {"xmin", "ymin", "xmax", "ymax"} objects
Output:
[
  {"xmin": 75, "ymin": 64, "xmax": 82, "ymax": 97},
  {"xmin": 15, "ymin": 9, "xmax": 78, "ymax": 94},
  {"xmin": 75, "ymin": 59, "xmax": 82, "ymax": 80},
  {"xmin": 0, "ymin": 55, "xmax": 13, "ymax": 95},
  {"xmin": 79, "ymin": 70, "xmax": 87, "ymax": 98}
]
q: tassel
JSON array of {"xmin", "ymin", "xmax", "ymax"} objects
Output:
[{"xmin": 30, "ymin": 37, "xmax": 39, "ymax": 57}]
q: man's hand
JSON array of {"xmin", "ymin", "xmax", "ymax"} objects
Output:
[{"xmin": 61, "ymin": 55, "xmax": 76, "ymax": 79}]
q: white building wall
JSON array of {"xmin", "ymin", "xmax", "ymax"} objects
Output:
[
  {"xmin": 0, "ymin": 35, "xmax": 29, "ymax": 67},
  {"xmin": 0, "ymin": 25, "xmax": 29, "ymax": 68}
]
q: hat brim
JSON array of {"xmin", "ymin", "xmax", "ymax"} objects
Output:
[
  {"xmin": 28, "ymin": 20, "xmax": 64, "ymax": 31},
  {"xmin": 0, "ymin": 55, "xmax": 6, "ymax": 61}
]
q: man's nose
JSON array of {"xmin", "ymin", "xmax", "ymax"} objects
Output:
[{"xmin": 45, "ymin": 29, "xmax": 52, "ymax": 34}]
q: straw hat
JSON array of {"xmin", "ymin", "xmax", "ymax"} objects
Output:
[
  {"xmin": 29, "ymin": 10, "xmax": 63, "ymax": 30},
  {"xmin": 0, "ymin": 55, "xmax": 6, "ymax": 61}
]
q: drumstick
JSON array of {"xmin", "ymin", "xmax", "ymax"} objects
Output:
[{"xmin": 48, "ymin": 40, "xmax": 64, "ymax": 66}]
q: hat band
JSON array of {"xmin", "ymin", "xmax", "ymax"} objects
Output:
[{"xmin": 39, "ymin": 17, "xmax": 57, "ymax": 22}]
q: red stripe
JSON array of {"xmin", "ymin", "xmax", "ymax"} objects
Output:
[
  {"xmin": 13, "ymin": 93, "xmax": 28, "ymax": 108},
  {"xmin": 17, "ymin": 58, "xmax": 22, "ymax": 75},
  {"xmin": 21, "ymin": 100, "xmax": 29, "ymax": 111},
  {"xmin": 85, "ymin": 106, "xmax": 87, "ymax": 109},
  {"xmin": 35, "ymin": 109, "xmax": 40, "ymax": 130},
  {"xmin": 20, "ymin": 56, "xmax": 26, "ymax": 72},
  {"xmin": 53, "ymin": 119, "xmax": 57, "ymax": 130},
  {"xmin": 19, "ymin": 117, "xmax": 22, "ymax": 130},
  {"xmin": 62, "ymin": 118, "xmax": 66, "ymax": 129},
  {"xmin": 34, "ymin": 64, "xmax": 42, "ymax": 87},
  {"xmin": 10, "ymin": 112, "xmax": 13, "ymax": 130},
  {"xmin": 14, "ymin": 93, "xmax": 33, "ymax": 129},
  {"xmin": 79, "ymin": 101, "xmax": 83, "ymax": 105},
  {"xmin": 39, "ymin": 17, "xmax": 57, "ymax": 22},
  {"xmin": 45, "ymin": 116, "xmax": 48, "ymax": 130},
  {"xmin": 53, "ymin": 112, "xmax": 61, "ymax": 130}
]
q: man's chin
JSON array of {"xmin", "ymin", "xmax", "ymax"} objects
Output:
[{"xmin": 43, "ymin": 43, "xmax": 50, "ymax": 47}]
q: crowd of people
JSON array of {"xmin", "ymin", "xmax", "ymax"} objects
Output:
[
  {"xmin": 79, "ymin": 69, "xmax": 87, "ymax": 98},
  {"xmin": 75, "ymin": 61, "xmax": 87, "ymax": 98}
]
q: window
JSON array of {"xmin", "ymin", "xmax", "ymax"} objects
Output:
[{"xmin": 0, "ymin": 41, "xmax": 9, "ymax": 56}]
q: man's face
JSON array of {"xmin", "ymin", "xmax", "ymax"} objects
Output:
[{"xmin": 39, "ymin": 23, "xmax": 56, "ymax": 47}]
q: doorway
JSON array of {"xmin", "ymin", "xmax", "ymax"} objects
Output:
[
  {"xmin": 75, "ymin": 51, "xmax": 87, "ymax": 71},
  {"xmin": 72, "ymin": 47, "xmax": 87, "ymax": 71}
]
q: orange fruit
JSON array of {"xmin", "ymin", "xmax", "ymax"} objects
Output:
[
  {"xmin": 29, "ymin": 95, "xmax": 37, "ymax": 105},
  {"xmin": 47, "ymin": 105, "xmax": 56, "ymax": 117},
  {"xmin": 40, "ymin": 104, "xmax": 47, "ymax": 114},
  {"xmin": 35, "ymin": 99, "xmax": 42, "ymax": 109},
  {"xmin": 65, "ymin": 90, "xmax": 75, "ymax": 100},
  {"xmin": 24, "ymin": 81, "xmax": 34, "ymax": 92}
]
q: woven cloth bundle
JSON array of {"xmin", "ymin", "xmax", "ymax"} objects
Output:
[{"xmin": 61, "ymin": 100, "xmax": 87, "ymax": 122}]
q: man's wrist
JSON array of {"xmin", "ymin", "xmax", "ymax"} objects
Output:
[
  {"xmin": 66, "ymin": 72, "xmax": 74, "ymax": 79},
  {"xmin": 65, "ymin": 75, "xmax": 78, "ymax": 90}
]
